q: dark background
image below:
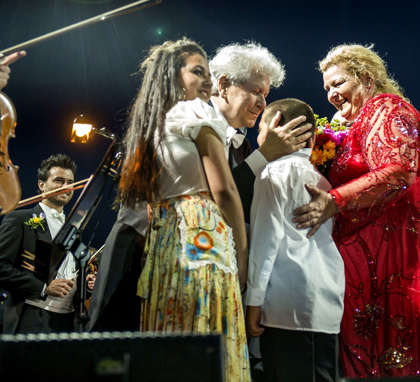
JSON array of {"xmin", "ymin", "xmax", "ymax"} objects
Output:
[{"xmin": 0, "ymin": 0, "xmax": 419, "ymax": 248}]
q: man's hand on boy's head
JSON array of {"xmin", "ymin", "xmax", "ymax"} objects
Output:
[
  {"xmin": 246, "ymin": 306, "xmax": 265, "ymax": 337},
  {"xmin": 258, "ymin": 112, "xmax": 313, "ymax": 162}
]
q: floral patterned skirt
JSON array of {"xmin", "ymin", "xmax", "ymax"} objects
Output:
[{"xmin": 137, "ymin": 193, "xmax": 250, "ymax": 382}]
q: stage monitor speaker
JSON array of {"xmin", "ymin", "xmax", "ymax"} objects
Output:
[
  {"xmin": 0, "ymin": 331, "xmax": 224, "ymax": 382},
  {"xmin": 342, "ymin": 378, "xmax": 420, "ymax": 381}
]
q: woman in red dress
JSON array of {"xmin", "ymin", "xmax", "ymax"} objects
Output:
[{"xmin": 293, "ymin": 44, "xmax": 420, "ymax": 378}]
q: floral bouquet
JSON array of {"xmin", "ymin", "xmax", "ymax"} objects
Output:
[{"xmin": 310, "ymin": 114, "xmax": 348, "ymax": 178}]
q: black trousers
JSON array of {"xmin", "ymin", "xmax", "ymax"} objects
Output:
[
  {"xmin": 16, "ymin": 303, "xmax": 74, "ymax": 334},
  {"xmin": 260, "ymin": 327, "xmax": 339, "ymax": 382}
]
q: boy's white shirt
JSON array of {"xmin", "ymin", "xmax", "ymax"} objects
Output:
[{"xmin": 246, "ymin": 148, "xmax": 345, "ymax": 334}]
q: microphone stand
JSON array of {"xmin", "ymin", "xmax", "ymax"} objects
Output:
[{"xmin": 52, "ymin": 135, "xmax": 122, "ymax": 332}]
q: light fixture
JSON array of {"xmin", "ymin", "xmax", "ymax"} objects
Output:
[
  {"xmin": 71, "ymin": 114, "xmax": 93, "ymax": 143},
  {"xmin": 71, "ymin": 114, "xmax": 115, "ymax": 143}
]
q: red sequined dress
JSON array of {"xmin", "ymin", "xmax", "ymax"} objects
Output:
[{"xmin": 328, "ymin": 94, "xmax": 420, "ymax": 378}]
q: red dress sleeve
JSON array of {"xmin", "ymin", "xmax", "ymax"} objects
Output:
[{"xmin": 330, "ymin": 94, "xmax": 420, "ymax": 214}]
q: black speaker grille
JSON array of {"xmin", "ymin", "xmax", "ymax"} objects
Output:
[{"xmin": 0, "ymin": 331, "xmax": 224, "ymax": 382}]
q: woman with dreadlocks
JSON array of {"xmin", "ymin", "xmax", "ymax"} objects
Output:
[{"xmin": 118, "ymin": 38, "xmax": 250, "ymax": 381}]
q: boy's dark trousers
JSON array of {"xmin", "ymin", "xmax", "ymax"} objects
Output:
[{"xmin": 260, "ymin": 326, "xmax": 339, "ymax": 382}]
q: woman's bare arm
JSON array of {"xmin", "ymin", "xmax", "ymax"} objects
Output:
[{"xmin": 195, "ymin": 126, "xmax": 248, "ymax": 290}]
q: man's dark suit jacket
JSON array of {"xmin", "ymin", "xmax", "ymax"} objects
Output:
[
  {"xmin": 0, "ymin": 204, "xmax": 52, "ymax": 334},
  {"xmin": 86, "ymin": 219, "xmax": 144, "ymax": 332},
  {"xmin": 230, "ymin": 136, "xmax": 255, "ymax": 223}
]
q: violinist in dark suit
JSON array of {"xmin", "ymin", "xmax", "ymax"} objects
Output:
[
  {"xmin": 209, "ymin": 43, "xmax": 314, "ymax": 222},
  {"xmin": 0, "ymin": 154, "xmax": 79, "ymax": 334}
]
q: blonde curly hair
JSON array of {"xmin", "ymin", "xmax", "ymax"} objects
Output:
[{"xmin": 319, "ymin": 44, "xmax": 405, "ymax": 99}]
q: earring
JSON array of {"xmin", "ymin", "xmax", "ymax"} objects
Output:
[
  {"xmin": 366, "ymin": 76, "xmax": 373, "ymax": 90},
  {"xmin": 182, "ymin": 87, "xmax": 187, "ymax": 100}
]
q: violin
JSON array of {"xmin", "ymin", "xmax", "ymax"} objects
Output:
[
  {"xmin": 0, "ymin": 92, "xmax": 21, "ymax": 214},
  {"xmin": 85, "ymin": 244, "xmax": 105, "ymax": 311}
]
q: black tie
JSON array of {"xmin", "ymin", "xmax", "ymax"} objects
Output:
[{"xmin": 228, "ymin": 131, "xmax": 252, "ymax": 169}]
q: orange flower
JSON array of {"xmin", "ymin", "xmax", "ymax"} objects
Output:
[
  {"xmin": 325, "ymin": 148, "xmax": 336, "ymax": 160},
  {"xmin": 310, "ymin": 147, "xmax": 323, "ymax": 166},
  {"xmin": 324, "ymin": 141, "xmax": 336, "ymax": 151}
]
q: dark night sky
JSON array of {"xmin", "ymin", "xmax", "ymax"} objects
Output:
[{"xmin": 0, "ymin": 0, "xmax": 419, "ymax": 247}]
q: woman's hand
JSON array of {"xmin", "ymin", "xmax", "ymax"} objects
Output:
[
  {"xmin": 246, "ymin": 306, "xmax": 264, "ymax": 337},
  {"xmin": 293, "ymin": 184, "xmax": 338, "ymax": 237}
]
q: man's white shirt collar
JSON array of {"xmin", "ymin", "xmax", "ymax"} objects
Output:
[{"xmin": 39, "ymin": 202, "xmax": 65, "ymax": 224}]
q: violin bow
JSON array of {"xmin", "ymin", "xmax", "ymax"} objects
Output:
[
  {"xmin": 16, "ymin": 177, "xmax": 93, "ymax": 209},
  {"xmin": 0, "ymin": 0, "xmax": 162, "ymax": 58}
]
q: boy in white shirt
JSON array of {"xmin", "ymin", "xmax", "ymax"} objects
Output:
[{"xmin": 246, "ymin": 98, "xmax": 345, "ymax": 382}]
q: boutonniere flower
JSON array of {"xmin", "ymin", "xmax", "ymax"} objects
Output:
[
  {"xmin": 24, "ymin": 213, "xmax": 46, "ymax": 231},
  {"xmin": 310, "ymin": 114, "xmax": 348, "ymax": 178}
]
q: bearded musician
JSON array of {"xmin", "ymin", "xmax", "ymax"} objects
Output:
[{"xmin": 0, "ymin": 154, "xmax": 94, "ymax": 333}]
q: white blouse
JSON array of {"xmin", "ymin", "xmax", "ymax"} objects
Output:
[{"xmin": 157, "ymin": 98, "xmax": 228, "ymax": 200}]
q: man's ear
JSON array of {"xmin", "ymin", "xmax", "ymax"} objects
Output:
[
  {"xmin": 38, "ymin": 179, "xmax": 45, "ymax": 193},
  {"xmin": 218, "ymin": 76, "xmax": 230, "ymax": 100}
]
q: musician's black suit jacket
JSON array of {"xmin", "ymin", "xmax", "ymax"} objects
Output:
[
  {"xmin": 229, "ymin": 136, "xmax": 255, "ymax": 223},
  {"xmin": 86, "ymin": 217, "xmax": 144, "ymax": 332},
  {"xmin": 0, "ymin": 204, "xmax": 52, "ymax": 334}
]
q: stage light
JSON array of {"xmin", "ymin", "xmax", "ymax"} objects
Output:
[
  {"xmin": 71, "ymin": 114, "xmax": 93, "ymax": 143},
  {"xmin": 71, "ymin": 114, "xmax": 115, "ymax": 143}
]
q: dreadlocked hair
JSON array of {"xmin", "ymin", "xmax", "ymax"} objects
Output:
[{"xmin": 118, "ymin": 38, "xmax": 207, "ymax": 208}]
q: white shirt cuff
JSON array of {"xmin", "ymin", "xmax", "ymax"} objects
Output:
[
  {"xmin": 41, "ymin": 283, "xmax": 47, "ymax": 298},
  {"xmin": 244, "ymin": 150, "xmax": 268, "ymax": 176},
  {"xmin": 245, "ymin": 288, "xmax": 265, "ymax": 306}
]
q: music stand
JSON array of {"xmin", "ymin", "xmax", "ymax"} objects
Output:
[{"xmin": 51, "ymin": 139, "xmax": 121, "ymax": 331}]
